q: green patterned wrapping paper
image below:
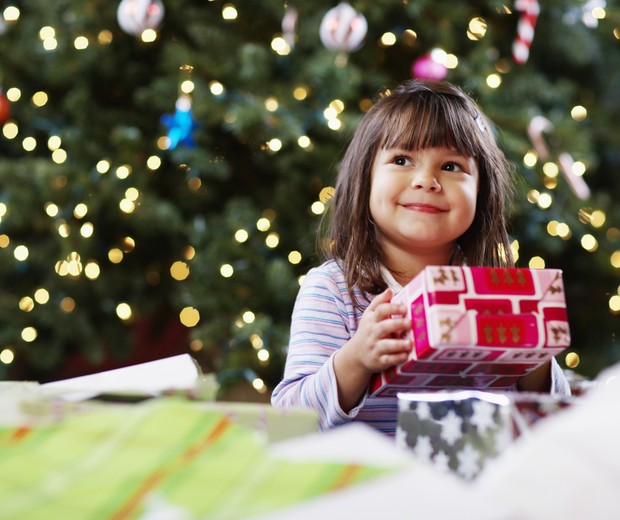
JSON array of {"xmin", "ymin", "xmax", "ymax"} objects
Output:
[{"xmin": 0, "ymin": 398, "xmax": 387, "ymax": 519}]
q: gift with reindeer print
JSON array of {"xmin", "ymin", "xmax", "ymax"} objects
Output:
[{"xmin": 369, "ymin": 266, "xmax": 571, "ymax": 397}]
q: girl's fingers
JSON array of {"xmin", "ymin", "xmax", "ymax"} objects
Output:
[{"xmin": 366, "ymin": 288, "xmax": 393, "ymax": 311}]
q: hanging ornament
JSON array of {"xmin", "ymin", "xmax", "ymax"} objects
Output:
[
  {"xmin": 117, "ymin": 0, "xmax": 165, "ymax": 36},
  {"xmin": 319, "ymin": 3, "xmax": 367, "ymax": 53},
  {"xmin": 411, "ymin": 53, "xmax": 448, "ymax": 81},
  {"xmin": 281, "ymin": 7, "xmax": 298, "ymax": 48},
  {"xmin": 160, "ymin": 94, "xmax": 199, "ymax": 150},
  {"xmin": 0, "ymin": 90, "xmax": 10, "ymax": 125},
  {"xmin": 512, "ymin": 0, "xmax": 539, "ymax": 64},
  {"xmin": 527, "ymin": 116, "xmax": 590, "ymax": 200}
]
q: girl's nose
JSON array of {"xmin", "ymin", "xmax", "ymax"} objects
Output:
[{"xmin": 411, "ymin": 169, "xmax": 441, "ymax": 191}]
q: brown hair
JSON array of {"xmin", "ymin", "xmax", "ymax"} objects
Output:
[{"xmin": 322, "ymin": 79, "xmax": 515, "ymax": 308}]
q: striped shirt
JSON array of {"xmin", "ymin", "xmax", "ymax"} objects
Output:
[{"xmin": 271, "ymin": 259, "xmax": 570, "ymax": 436}]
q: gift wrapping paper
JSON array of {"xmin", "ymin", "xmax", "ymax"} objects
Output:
[{"xmin": 370, "ymin": 266, "xmax": 571, "ymax": 397}]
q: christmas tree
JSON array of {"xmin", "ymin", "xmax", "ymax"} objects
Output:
[{"xmin": 0, "ymin": 0, "xmax": 618, "ymax": 398}]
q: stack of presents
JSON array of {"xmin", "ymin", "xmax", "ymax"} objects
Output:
[{"xmin": 0, "ymin": 265, "xmax": 586, "ymax": 517}]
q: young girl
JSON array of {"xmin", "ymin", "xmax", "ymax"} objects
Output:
[{"xmin": 271, "ymin": 79, "xmax": 570, "ymax": 436}]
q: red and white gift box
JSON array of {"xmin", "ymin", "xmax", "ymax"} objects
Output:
[{"xmin": 369, "ymin": 266, "xmax": 571, "ymax": 397}]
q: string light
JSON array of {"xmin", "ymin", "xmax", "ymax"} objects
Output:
[
  {"xmin": 180, "ymin": 307, "xmax": 200, "ymax": 327},
  {"xmin": 529, "ymin": 256, "xmax": 545, "ymax": 268},
  {"xmin": 170, "ymin": 261, "xmax": 190, "ymax": 281},
  {"xmin": 0, "ymin": 349, "xmax": 14, "ymax": 365},
  {"xmin": 220, "ymin": 264, "xmax": 234, "ymax": 277}
]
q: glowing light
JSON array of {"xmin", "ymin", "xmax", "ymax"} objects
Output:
[
  {"xmin": 180, "ymin": 307, "xmax": 200, "ymax": 327},
  {"xmin": 590, "ymin": 210, "xmax": 606, "ymax": 228},
  {"xmin": 48, "ymin": 135, "xmax": 61, "ymax": 150},
  {"xmin": 265, "ymin": 97, "xmax": 279, "ymax": 112},
  {"xmin": 51, "ymin": 149, "xmax": 67, "ymax": 164},
  {"xmin": 190, "ymin": 339, "xmax": 203, "ymax": 352},
  {"xmin": 380, "ymin": 32, "xmax": 396, "ymax": 46},
  {"xmin": 209, "ymin": 81, "xmax": 224, "ymax": 96},
  {"xmin": 267, "ymin": 138, "xmax": 282, "ymax": 152},
  {"xmin": 537, "ymin": 193, "xmax": 553, "ymax": 209},
  {"xmin": 271, "ymin": 36, "xmax": 291, "ymax": 55},
  {"xmin": 115, "ymin": 303, "xmax": 131, "ymax": 320},
  {"xmin": 22, "ymin": 137, "xmax": 36, "ymax": 152},
  {"xmin": 34, "ymin": 288, "xmax": 49, "ymax": 304},
  {"xmin": 125, "ymin": 188, "xmax": 139, "ymax": 202},
  {"xmin": 523, "ymin": 152, "xmax": 537, "ymax": 167},
  {"xmin": 572, "ymin": 161, "xmax": 586, "ymax": 176},
  {"xmin": 84, "ymin": 262, "xmax": 100, "ymax": 279},
  {"xmin": 19, "ymin": 297, "xmax": 35, "ymax": 312},
  {"xmin": 252, "ymin": 378, "xmax": 266, "ymax": 393},
  {"xmin": 22, "ymin": 326, "xmax": 37, "ymax": 342},
  {"xmin": 96, "ymin": 160, "xmax": 111, "ymax": 174},
  {"xmin": 60, "ymin": 297, "xmax": 76, "ymax": 313},
  {"xmin": 222, "ymin": 4, "xmax": 238, "ymax": 20},
  {"xmin": 293, "ymin": 87, "xmax": 308, "ymax": 100},
  {"xmin": 45, "ymin": 203, "xmax": 59, "ymax": 217},
  {"xmin": 116, "ymin": 165, "xmax": 131, "ymax": 179},
  {"xmin": 444, "ymin": 54, "xmax": 459, "ymax": 69},
  {"xmin": 257, "ymin": 349, "xmax": 270, "ymax": 362},
  {"xmin": 235, "ymin": 229, "xmax": 249, "ymax": 243},
  {"xmin": 611, "ymin": 251, "xmax": 620, "ymax": 268},
  {"xmin": 250, "ymin": 334, "xmax": 264, "ymax": 349},
  {"xmin": 147, "ymin": 155, "xmax": 161, "ymax": 170},
  {"xmin": 121, "ymin": 236, "xmax": 135, "ymax": 252},
  {"xmin": 468, "ymin": 17, "xmax": 487, "ymax": 40},
  {"xmin": 311, "ymin": 201, "xmax": 325, "ymax": 215},
  {"xmin": 0, "ymin": 203, "xmax": 6, "ymax": 217},
  {"xmin": 547, "ymin": 221, "xmax": 559, "ymax": 236},
  {"xmin": 180, "ymin": 80, "xmax": 195, "ymax": 94},
  {"xmin": 581, "ymin": 234, "xmax": 598, "ymax": 252},
  {"xmin": 39, "ymin": 26, "xmax": 55, "ymax": 40},
  {"xmin": 170, "ymin": 261, "xmax": 190, "ymax": 281},
  {"xmin": 609, "ymin": 295, "xmax": 620, "ymax": 313},
  {"xmin": 98, "ymin": 30, "xmax": 113, "ymax": 44},
  {"xmin": 242, "ymin": 311, "xmax": 255, "ymax": 324},
  {"xmin": 571, "ymin": 105, "xmax": 587, "ymax": 121},
  {"xmin": 80, "ymin": 222, "xmax": 94, "ymax": 238},
  {"xmin": 119, "ymin": 199, "xmax": 135, "ymax": 213},
  {"xmin": 0, "ymin": 349, "xmax": 14, "ymax": 365},
  {"xmin": 57, "ymin": 222, "xmax": 70, "ymax": 238},
  {"xmin": 543, "ymin": 162, "xmax": 559, "ymax": 178},
  {"xmin": 183, "ymin": 246, "xmax": 195, "ymax": 260},
  {"xmin": 14, "ymin": 245, "xmax": 29, "ymax": 261},
  {"xmin": 265, "ymin": 232, "xmax": 279, "ymax": 248},
  {"xmin": 298, "ymin": 135, "xmax": 311, "ymax": 149},
  {"xmin": 256, "ymin": 218, "xmax": 270, "ymax": 232},
  {"xmin": 327, "ymin": 118, "xmax": 342, "ymax": 131},
  {"xmin": 565, "ymin": 352, "xmax": 580, "ymax": 368},
  {"xmin": 140, "ymin": 29, "xmax": 158, "ymax": 43},
  {"xmin": 74, "ymin": 36, "xmax": 89, "ymax": 49},
  {"xmin": 108, "ymin": 248, "xmax": 124, "ymax": 264},
  {"xmin": 2, "ymin": 122, "xmax": 18, "ymax": 139},
  {"xmin": 486, "ymin": 74, "xmax": 502, "ymax": 88},
  {"xmin": 32, "ymin": 91, "xmax": 48, "ymax": 107},
  {"xmin": 3, "ymin": 6, "xmax": 20, "ymax": 22},
  {"xmin": 220, "ymin": 264, "xmax": 234, "ymax": 277},
  {"xmin": 288, "ymin": 251, "xmax": 302, "ymax": 264},
  {"xmin": 73, "ymin": 203, "xmax": 88, "ymax": 218},
  {"xmin": 529, "ymin": 256, "xmax": 546, "ymax": 269}
]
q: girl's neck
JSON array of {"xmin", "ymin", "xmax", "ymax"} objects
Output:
[{"xmin": 382, "ymin": 243, "xmax": 457, "ymax": 286}]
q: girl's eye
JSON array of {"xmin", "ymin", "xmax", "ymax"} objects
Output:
[
  {"xmin": 393, "ymin": 156, "xmax": 412, "ymax": 166},
  {"xmin": 443, "ymin": 162, "xmax": 465, "ymax": 172}
]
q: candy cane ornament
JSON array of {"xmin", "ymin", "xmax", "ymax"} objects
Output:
[
  {"xmin": 512, "ymin": 0, "xmax": 540, "ymax": 64},
  {"xmin": 527, "ymin": 116, "xmax": 591, "ymax": 200}
]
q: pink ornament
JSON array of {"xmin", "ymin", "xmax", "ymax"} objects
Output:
[
  {"xmin": 117, "ymin": 0, "xmax": 165, "ymax": 36},
  {"xmin": 319, "ymin": 2, "xmax": 367, "ymax": 53},
  {"xmin": 411, "ymin": 54, "xmax": 448, "ymax": 81}
]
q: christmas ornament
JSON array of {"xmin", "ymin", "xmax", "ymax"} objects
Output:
[
  {"xmin": 512, "ymin": 0, "xmax": 539, "ymax": 64},
  {"xmin": 411, "ymin": 53, "xmax": 448, "ymax": 81},
  {"xmin": 0, "ymin": 90, "xmax": 10, "ymax": 124},
  {"xmin": 527, "ymin": 116, "xmax": 590, "ymax": 200},
  {"xmin": 160, "ymin": 94, "xmax": 198, "ymax": 150},
  {"xmin": 319, "ymin": 2, "xmax": 367, "ymax": 53},
  {"xmin": 117, "ymin": 0, "xmax": 165, "ymax": 36},
  {"xmin": 281, "ymin": 7, "xmax": 298, "ymax": 48}
]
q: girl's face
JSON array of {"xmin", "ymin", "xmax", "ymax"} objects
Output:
[{"xmin": 369, "ymin": 145, "xmax": 479, "ymax": 267}]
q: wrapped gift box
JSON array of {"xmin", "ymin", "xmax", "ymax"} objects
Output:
[
  {"xmin": 369, "ymin": 266, "xmax": 571, "ymax": 397},
  {"xmin": 396, "ymin": 390, "xmax": 574, "ymax": 480}
]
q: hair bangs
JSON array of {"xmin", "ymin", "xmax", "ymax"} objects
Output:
[{"xmin": 378, "ymin": 94, "xmax": 483, "ymax": 158}]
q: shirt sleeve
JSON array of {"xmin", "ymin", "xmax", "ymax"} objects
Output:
[
  {"xmin": 550, "ymin": 356, "xmax": 571, "ymax": 396},
  {"xmin": 271, "ymin": 266, "xmax": 366, "ymax": 430}
]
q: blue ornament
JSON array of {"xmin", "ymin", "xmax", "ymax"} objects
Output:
[{"xmin": 160, "ymin": 95, "xmax": 199, "ymax": 149}]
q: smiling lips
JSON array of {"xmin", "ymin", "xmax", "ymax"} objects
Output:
[{"xmin": 400, "ymin": 202, "xmax": 447, "ymax": 214}]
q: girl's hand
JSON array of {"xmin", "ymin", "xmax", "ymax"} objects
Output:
[
  {"xmin": 333, "ymin": 288, "xmax": 413, "ymax": 412},
  {"xmin": 351, "ymin": 288, "xmax": 413, "ymax": 373}
]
